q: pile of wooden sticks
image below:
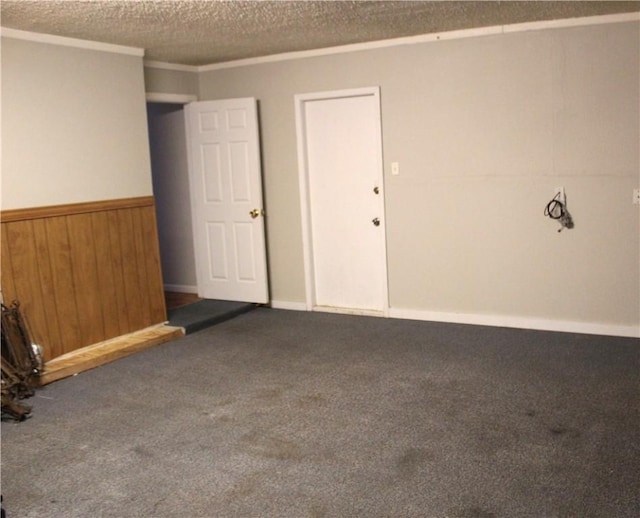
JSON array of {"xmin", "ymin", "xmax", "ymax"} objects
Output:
[{"xmin": 1, "ymin": 301, "xmax": 43, "ymax": 421}]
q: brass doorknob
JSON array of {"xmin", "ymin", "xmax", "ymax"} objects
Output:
[
  {"xmin": 250, "ymin": 209, "xmax": 262, "ymax": 219},
  {"xmin": 372, "ymin": 217, "xmax": 380, "ymax": 227}
]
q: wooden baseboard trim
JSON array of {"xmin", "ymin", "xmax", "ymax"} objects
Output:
[{"xmin": 39, "ymin": 324, "xmax": 184, "ymax": 385}]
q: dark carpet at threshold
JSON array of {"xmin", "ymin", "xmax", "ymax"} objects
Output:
[{"xmin": 2, "ymin": 308, "xmax": 639, "ymax": 518}]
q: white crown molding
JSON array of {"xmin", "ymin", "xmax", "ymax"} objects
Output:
[
  {"xmin": 503, "ymin": 11, "xmax": 640, "ymax": 33},
  {"xmin": 3, "ymin": 12, "xmax": 636, "ymax": 71},
  {"xmin": 0, "ymin": 27, "xmax": 144, "ymax": 57},
  {"xmin": 146, "ymin": 92, "xmax": 197, "ymax": 104},
  {"xmin": 198, "ymin": 26, "xmax": 501, "ymax": 72},
  {"xmin": 199, "ymin": 12, "xmax": 640, "ymax": 72},
  {"xmin": 143, "ymin": 60, "xmax": 199, "ymax": 73}
]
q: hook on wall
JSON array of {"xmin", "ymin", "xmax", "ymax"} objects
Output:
[{"xmin": 544, "ymin": 189, "xmax": 574, "ymax": 232}]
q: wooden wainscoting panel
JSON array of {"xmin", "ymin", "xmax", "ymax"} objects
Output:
[
  {"xmin": 67, "ymin": 213, "xmax": 106, "ymax": 347},
  {"xmin": 1, "ymin": 196, "xmax": 168, "ymax": 362},
  {"xmin": 116, "ymin": 208, "xmax": 146, "ymax": 331},
  {"xmin": 31, "ymin": 218, "xmax": 63, "ymax": 359},
  {"xmin": 105, "ymin": 210, "xmax": 131, "ymax": 335},
  {"xmin": 140, "ymin": 204, "xmax": 166, "ymax": 324},
  {"xmin": 132, "ymin": 208, "xmax": 153, "ymax": 326},
  {"xmin": 91, "ymin": 210, "xmax": 122, "ymax": 340},
  {"xmin": 44, "ymin": 216, "xmax": 83, "ymax": 359},
  {"xmin": 1, "ymin": 224, "xmax": 17, "ymax": 308},
  {"xmin": 3, "ymin": 220, "xmax": 52, "ymax": 356}
]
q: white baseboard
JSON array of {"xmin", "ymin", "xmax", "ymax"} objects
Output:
[
  {"xmin": 389, "ymin": 308, "xmax": 640, "ymax": 339},
  {"xmin": 269, "ymin": 300, "xmax": 307, "ymax": 311},
  {"xmin": 313, "ymin": 305, "xmax": 385, "ymax": 318},
  {"xmin": 263, "ymin": 301, "xmax": 639, "ymax": 338},
  {"xmin": 164, "ymin": 284, "xmax": 198, "ymax": 294}
]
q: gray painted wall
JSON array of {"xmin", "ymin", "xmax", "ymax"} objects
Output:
[
  {"xmin": 16, "ymin": 21, "xmax": 633, "ymax": 332},
  {"xmin": 1, "ymin": 37, "xmax": 153, "ymax": 209},
  {"xmin": 196, "ymin": 21, "xmax": 639, "ymax": 330},
  {"xmin": 144, "ymin": 66, "xmax": 199, "ymax": 96}
]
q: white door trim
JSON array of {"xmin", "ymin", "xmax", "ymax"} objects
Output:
[
  {"xmin": 145, "ymin": 92, "xmax": 198, "ymax": 104},
  {"xmin": 294, "ymin": 86, "xmax": 389, "ymax": 316}
]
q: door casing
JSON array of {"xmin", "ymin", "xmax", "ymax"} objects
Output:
[{"xmin": 295, "ymin": 87, "xmax": 389, "ymax": 316}]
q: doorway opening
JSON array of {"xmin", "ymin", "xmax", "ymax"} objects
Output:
[
  {"xmin": 146, "ymin": 98, "xmax": 198, "ymax": 310},
  {"xmin": 146, "ymin": 94, "xmax": 264, "ymax": 331}
]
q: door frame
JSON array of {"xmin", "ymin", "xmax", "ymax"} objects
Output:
[
  {"xmin": 146, "ymin": 92, "xmax": 198, "ymax": 104},
  {"xmin": 146, "ymin": 92, "xmax": 198, "ymax": 294},
  {"xmin": 294, "ymin": 86, "xmax": 389, "ymax": 316}
]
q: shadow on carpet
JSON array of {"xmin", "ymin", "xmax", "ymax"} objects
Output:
[{"xmin": 167, "ymin": 299, "xmax": 255, "ymax": 334}]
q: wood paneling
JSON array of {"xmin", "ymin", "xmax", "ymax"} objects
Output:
[
  {"xmin": 1, "ymin": 197, "xmax": 167, "ymax": 362},
  {"xmin": 45, "ymin": 216, "xmax": 83, "ymax": 356},
  {"xmin": 32, "ymin": 219, "xmax": 62, "ymax": 356}
]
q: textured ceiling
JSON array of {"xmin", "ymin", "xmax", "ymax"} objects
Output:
[{"xmin": 1, "ymin": 1, "xmax": 639, "ymax": 66}]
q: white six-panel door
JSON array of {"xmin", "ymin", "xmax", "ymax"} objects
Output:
[
  {"xmin": 296, "ymin": 87, "xmax": 388, "ymax": 315},
  {"xmin": 184, "ymin": 98, "xmax": 268, "ymax": 303}
]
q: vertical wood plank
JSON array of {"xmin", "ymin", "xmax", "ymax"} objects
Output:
[
  {"xmin": 66, "ymin": 213, "xmax": 105, "ymax": 346},
  {"xmin": 106, "ymin": 210, "xmax": 130, "ymax": 334},
  {"xmin": 32, "ymin": 219, "xmax": 63, "ymax": 358},
  {"xmin": 117, "ymin": 209, "xmax": 144, "ymax": 332},
  {"xmin": 3, "ymin": 221, "xmax": 51, "ymax": 359},
  {"xmin": 132, "ymin": 207, "xmax": 152, "ymax": 326},
  {"xmin": 45, "ymin": 216, "xmax": 83, "ymax": 356},
  {"xmin": 91, "ymin": 211, "xmax": 121, "ymax": 340},
  {"xmin": 140, "ymin": 204, "xmax": 167, "ymax": 324},
  {"xmin": 1, "ymin": 223, "xmax": 18, "ymax": 303}
]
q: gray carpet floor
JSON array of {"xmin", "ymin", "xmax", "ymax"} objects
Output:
[{"xmin": 1, "ymin": 308, "xmax": 639, "ymax": 518}]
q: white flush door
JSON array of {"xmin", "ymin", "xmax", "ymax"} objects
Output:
[
  {"xmin": 184, "ymin": 98, "xmax": 268, "ymax": 303},
  {"xmin": 296, "ymin": 88, "xmax": 388, "ymax": 315}
]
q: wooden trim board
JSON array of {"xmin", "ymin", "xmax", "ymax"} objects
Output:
[
  {"xmin": 39, "ymin": 324, "xmax": 184, "ymax": 385},
  {"xmin": 1, "ymin": 196, "xmax": 155, "ymax": 223}
]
